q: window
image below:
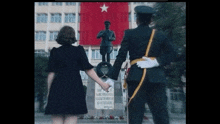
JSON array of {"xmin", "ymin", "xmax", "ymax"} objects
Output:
[
  {"xmin": 110, "ymin": 49, "xmax": 118, "ymax": 59},
  {"xmin": 170, "ymin": 88, "xmax": 183, "ymax": 101},
  {"xmin": 129, "ymin": 13, "xmax": 137, "ymax": 22},
  {"xmin": 35, "ymin": 31, "xmax": 46, "ymax": 41},
  {"xmin": 66, "ymin": 2, "xmax": 76, "ymax": 5},
  {"xmin": 77, "ymin": 31, "xmax": 80, "ymax": 40},
  {"xmin": 78, "ymin": 13, "xmax": 80, "ymax": 22},
  {"xmin": 65, "ymin": 13, "xmax": 75, "ymax": 23},
  {"xmin": 36, "ymin": 13, "xmax": 48, "ymax": 23},
  {"xmin": 49, "ymin": 31, "xmax": 58, "ymax": 41},
  {"xmin": 134, "ymin": 13, "xmax": 137, "ymax": 21},
  {"xmin": 129, "ymin": 13, "xmax": 131, "ymax": 22},
  {"xmin": 91, "ymin": 49, "xmax": 118, "ymax": 59},
  {"xmin": 85, "ymin": 49, "xmax": 88, "ymax": 57},
  {"xmin": 92, "ymin": 49, "xmax": 101, "ymax": 59},
  {"xmin": 51, "ymin": 13, "xmax": 61, "ymax": 23},
  {"xmin": 52, "ymin": 2, "xmax": 62, "ymax": 6},
  {"xmin": 133, "ymin": 2, "xmax": 143, "ymax": 4},
  {"xmin": 38, "ymin": 2, "xmax": 48, "ymax": 6}
]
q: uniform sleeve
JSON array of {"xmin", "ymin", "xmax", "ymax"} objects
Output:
[
  {"xmin": 78, "ymin": 45, "xmax": 94, "ymax": 71},
  {"xmin": 107, "ymin": 30, "xmax": 129, "ymax": 80},
  {"xmin": 47, "ymin": 48, "xmax": 56, "ymax": 72}
]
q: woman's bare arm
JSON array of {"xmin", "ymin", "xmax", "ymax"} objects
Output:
[{"xmin": 85, "ymin": 69, "xmax": 110, "ymax": 92}]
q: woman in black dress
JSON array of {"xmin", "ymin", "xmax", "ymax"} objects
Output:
[{"xmin": 45, "ymin": 26, "xmax": 110, "ymax": 124}]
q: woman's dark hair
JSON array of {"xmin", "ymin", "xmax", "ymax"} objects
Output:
[
  {"xmin": 136, "ymin": 13, "xmax": 153, "ymax": 25},
  {"xmin": 56, "ymin": 26, "xmax": 77, "ymax": 45}
]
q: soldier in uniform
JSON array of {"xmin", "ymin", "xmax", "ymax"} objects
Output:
[
  {"xmin": 97, "ymin": 20, "xmax": 116, "ymax": 62},
  {"xmin": 106, "ymin": 6, "xmax": 176, "ymax": 124}
]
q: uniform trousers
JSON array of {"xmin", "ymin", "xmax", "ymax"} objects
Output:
[{"xmin": 127, "ymin": 78, "xmax": 169, "ymax": 124}]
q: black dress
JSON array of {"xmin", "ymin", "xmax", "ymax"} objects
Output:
[{"xmin": 45, "ymin": 45, "xmax": 93, "ymax": 115}]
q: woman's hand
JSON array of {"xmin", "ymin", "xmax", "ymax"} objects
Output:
[
  {"xmin": 85, "ymin": 69, "xmax": 111, "ymax": 92},
  {"xmin": 100, "ymin": 82, "xmax": 111, "ymax": 92}
]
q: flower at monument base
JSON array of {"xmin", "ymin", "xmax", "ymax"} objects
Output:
[
  {"xmin": 143, "ymin": 116, "xmax": 149, "ymax": 120},
  {"xmin": 89, "ymin": 116, "xmax": 94, "ymax": 119},
  {"xmin": 99, "ymin": 116, "xmax": 104, "ymax": 119},
  {"xmin": 78, "ymin": 116, "xmax": 84, "ymax": 119},
  {"xmin": 119, "ymin": 116, "xmax": 124, "ymax": 120},
  {"xmin": 109, "ymin": 115, "xmax": 114, "ymax": 119}
]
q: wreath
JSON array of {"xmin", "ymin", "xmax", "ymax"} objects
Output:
[{"xmin": 96, "ymin": 61, "xmax": 112, "ymax": 78}]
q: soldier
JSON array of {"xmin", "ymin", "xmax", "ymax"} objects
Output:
[
  {"xmin": 97, "ymin": 20, "xmax": 116, "ymax": 63},
  {"xmin": 106, "ymin": 5, "xmax": 177, "ymax": 124}
]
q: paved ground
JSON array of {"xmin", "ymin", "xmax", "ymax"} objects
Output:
[{"xmin": 35, "ymin": 113, "xmax": 186, "ymax": 124}]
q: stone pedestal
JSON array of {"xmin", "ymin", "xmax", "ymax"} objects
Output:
[{"xmin": 86, "ymin": 67, "xmax": 124, "ymax": 117}]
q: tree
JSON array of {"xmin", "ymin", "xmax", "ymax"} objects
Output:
[
  {"xmin": 153, "ymin": 2, "xmax": 186, "ymax": 113},
  {"xmin": 35, "ymin": 56, "xmax": 49, "ymax": 112},
  {"xmin": 153, "ymin": 2, "xmax": 186, "ymax": 88}
]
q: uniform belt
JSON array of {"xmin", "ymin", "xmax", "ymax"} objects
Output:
[
  {"xmin": 123, "ymin": 57, "xmax": 156, "ymax": 89},
  {"xmin": 130, "ymin": 57, "xmax": 156, "ymax": 66}
]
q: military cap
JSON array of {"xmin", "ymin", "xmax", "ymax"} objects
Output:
[
  {"xmin": 104, "ymin": 20, "xmax": 111, "ymax": 25},
  {"xmin": 134, "ymin": 5, "xmax": 156, "ymax": 14}
]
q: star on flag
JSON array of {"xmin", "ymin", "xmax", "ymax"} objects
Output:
[{"xmin": 100, "ymin": 4, "xmax": 108, "ymax": 12}]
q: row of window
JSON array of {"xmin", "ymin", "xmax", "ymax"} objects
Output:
[
  {"xmin": 91, "ymin": 49, "xmax": 118, "ymax": 60},
  {"xmin": 35, "ymin": 31, "xmax": 79, "ymax": 41},
  {"xmin": 35, "ymin": 49, "xmax": 119, "ymax": 60},
  {"xmin": 36, "ymin": 12, "xmax": 136, "ymax": 23},
  {"xmin": 36, "ymin": 2, "xmax": 151, "ymax": 6},
  {"xmin": 36, "ymin": 13, "xmax": 80, "ymax": 23},
  {"xmin": 36, "ymin": 2, "xmax": 78, "ymax": 6}
]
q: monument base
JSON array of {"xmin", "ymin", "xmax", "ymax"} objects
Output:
[{"xmin": 86, "ymin": 67, "xmax": 124, "ymax": 117}]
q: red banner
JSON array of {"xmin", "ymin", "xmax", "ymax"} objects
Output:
[{"xmin": 79, "ymin": 2, "xmax": 129, "ymax": 45}]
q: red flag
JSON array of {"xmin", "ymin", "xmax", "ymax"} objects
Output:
[{"xmin": 79, "ymin": 2, "xmax": 129, "ymax": 46}]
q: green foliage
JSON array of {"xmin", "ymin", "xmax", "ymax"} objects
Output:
[
  {"xmin": 153, "ymin": 2, "xmax": 186, "ymax": 88},
  {"xmin": 153, "ymin": 2, "xmax": 186, "ymax": 46},
  {"xmin": 35, "ymin": 56, "xmax": 49, "ymax": 112},
  {"xmin": 35, "ymin": 56, "xmax": 49, "ymax": 96}
]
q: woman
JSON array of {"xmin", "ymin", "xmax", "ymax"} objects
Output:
[{"xmin": 45, "ymin": 26, "xmax": 110, "ymax": 124}]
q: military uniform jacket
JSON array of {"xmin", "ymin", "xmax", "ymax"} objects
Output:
[
  {"xmin": 97, "ymin": 30, "xmax": 116, "ymax": 46},
  {"xmin": 107, "ymin": 24, "xmax": 176, "ymax": 83}
]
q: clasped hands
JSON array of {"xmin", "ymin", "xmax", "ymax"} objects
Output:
[{"xmin": 100, "ymin": 78, "xmax": 114, "ymax": 92}]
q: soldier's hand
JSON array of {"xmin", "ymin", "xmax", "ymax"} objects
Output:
[
  {"xmin": 100, "ymin": 82, "xmax": 110, "ymax": 92},
  {"xmin": 137, "ymin": 57, "xmax": 159, "ymax": 68},
  {"xmin": 105, "ymin": 78, "xmax": 114, "ymax": 90}
]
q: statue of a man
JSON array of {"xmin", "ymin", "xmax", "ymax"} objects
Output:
[{"xmin": 97, "ymin": 20, "xmax": 116, "ymax": 63}]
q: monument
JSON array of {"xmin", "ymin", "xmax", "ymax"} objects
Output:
[
  {"xmin": 97, "ymin": 20, "xmax": 116, "ymax": 63},
  {"xmin": 86, "ymin": 20, "xmax": 124, "ymax": 117}
]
